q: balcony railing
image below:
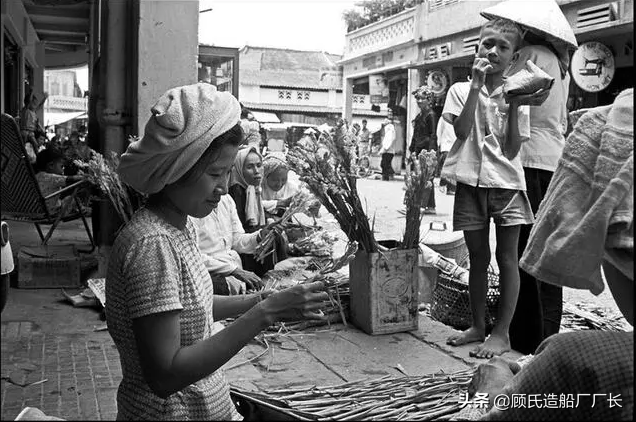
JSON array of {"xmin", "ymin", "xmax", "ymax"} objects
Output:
[
  {"xmin": 44, "ymin": 95, "xmax": 88, "ymax": 112},
  {"xmin": 344, "ymin": 8, "xmax": 417, "ymax": 60}
]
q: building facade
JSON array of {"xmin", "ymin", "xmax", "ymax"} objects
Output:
[
  {"xmin": 341, "ymin": 6, "xmax": 421, "ymax": 173},
  {"xmin": 341, "ymin": 0, "xmax": 634, "ymax": 160},
  {"xmin": 43, "ymin": 69, "xmax": 88, "ymax": 135},
  {"xmin": 238, "ymin": 45, "xmax": 388, "ymax": 131}
]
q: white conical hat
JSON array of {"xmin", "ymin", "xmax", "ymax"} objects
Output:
[{"xmin": 481, "ymin": 0, "xmax": 578, "ymax": 50}]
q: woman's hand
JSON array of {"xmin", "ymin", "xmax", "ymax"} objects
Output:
[
  {"xmin": 230, "ymin": 268, "xmax": 263, "ymax": 291},
  {"xmin": 468, "ymin": 356, "xmax": 521, "ymax": 407},
  {"xmin": 258, "ymin": 281, "xmax": 329, "ymax": 324}
]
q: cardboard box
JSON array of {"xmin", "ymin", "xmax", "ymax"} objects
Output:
[{"xmin": 18, "ymin": 245, "xmax": 81, "ymax": 289}]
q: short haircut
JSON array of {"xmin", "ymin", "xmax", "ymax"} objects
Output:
[
  {"xmin": 480, "ymin": 18, "xmax": 523, "ymax": 50},
  {"xmin": 35, "ymin": 147, "xmax": 65, "ymax": 172},
  {"xmin": 174, "ymin": 122, "xmax": 243, "ymax": 186},
  {"xmin": 362, "ymin": 119, "xmax": 367, "ymax": 123}
]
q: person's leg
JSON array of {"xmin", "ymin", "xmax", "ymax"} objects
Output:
[
  {"xmin": 446, "ymin": 225, "xmax": 491, "ymax": 347},
  {"xmin": 472, "ymin": 224, "xmax": 520, "ymax": 358},
  {"xmin": 510, "ymin": 168, "xmax": 544, "ymax": 354},
  {"xmin": 426, "ymin": 179, "xmax": 436, "ymax": 210},
  {"xmin": 535, "ymin": 169, "xmax": 563, "ymax": 339},
  {"xmin": 381, "ymin": 153, "xmax": 391, "ymax": 180}
]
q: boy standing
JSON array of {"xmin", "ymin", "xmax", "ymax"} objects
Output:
[
  {"xmin": 441, "ymin": 19, "xmax": 536, "ymax": 358},
  {"xmin": 379, "ymin": 116, "xmax": 396, "ymax": 181}
]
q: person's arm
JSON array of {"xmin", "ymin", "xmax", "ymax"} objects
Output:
[
  {"xmin": 133, "ymin": 281, "xmax": 328, "ymax": 399},
  {"xmin": 503, "ymin": 101, "xmax": 523, "ymax": 160},
  {"xmin": 229, "ymin": 200, "xmax": 260, "ymax": 254},
  {"xmin": 212, "ymin": 291, "xmax": 270, "ymax": 320},
  {"xmin": 454, "ymin": 57, "xmax": 491, "ymax": 142},
  {"xmin": 228, "ymin": 185, "xmax": 248, "ymax": 230}
]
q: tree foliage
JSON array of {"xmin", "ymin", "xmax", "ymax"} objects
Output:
[{"xmin": 342, "ymin": 0, "xmax": 423, "ymax": 33}]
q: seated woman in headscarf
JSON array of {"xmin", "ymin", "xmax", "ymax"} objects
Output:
[
  {"xmin": 228, "ymin": 146, "xmax": 288, "ymax": 276},
  {"xmin": 108, "ymin": 83, "xmax": 329, "ymax": 421}
]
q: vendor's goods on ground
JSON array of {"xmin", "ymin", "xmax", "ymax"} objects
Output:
[{"xmin": 231, "ymin": 368, "xmax": 474, "ymax": 421}]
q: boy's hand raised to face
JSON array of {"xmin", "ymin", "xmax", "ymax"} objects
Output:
[{"xmin": 471, "ymin": 57, "xmax": 494, "ymax": 89}]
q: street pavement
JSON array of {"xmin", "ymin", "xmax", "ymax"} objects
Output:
[{"xmin": 1, "ymin": 176, "xmax": 524, "ymax": 420}]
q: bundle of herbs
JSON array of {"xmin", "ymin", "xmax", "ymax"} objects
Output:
[
  {"xmin": 287, "ymin": 120, "xmax": 377, "ymax": 253},
  {"xmin": 74, "ymin": 144, "xmax": 141, "ymax": 223},
  {"xmin": 402, "ymin": 150, "xmax": 438, "ymax": 250},
  {"xmin": 255, "ymin": 190, "xmax": 312, "ymax": 264}
]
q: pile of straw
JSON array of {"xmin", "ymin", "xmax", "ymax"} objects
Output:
[
  {"xmin": 238, "ymin": 369, "xmax": 473, "ymax": 421},
  {"xmin": 287, "ymin": 120, "xmax": 377, "ymax": 253}
]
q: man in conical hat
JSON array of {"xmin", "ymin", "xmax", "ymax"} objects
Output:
[{"xmin": 481, "ymin": 0, "xmax": 577, "ymax": 355}]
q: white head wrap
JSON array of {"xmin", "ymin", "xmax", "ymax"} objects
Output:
[{"xmin": 118, "ymin": 83, "xmax": 240, "ymax": 194}]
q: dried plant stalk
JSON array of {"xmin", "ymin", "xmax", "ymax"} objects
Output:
[
  {"xmin": 287, "ymin": 120, "xmax": 377, "ymax": 253},
  {"xmin": 402, "ymin": 150, "xmax": 437, "ymax": 250}
]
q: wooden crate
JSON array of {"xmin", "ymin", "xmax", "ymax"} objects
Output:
[
  {"xmin": 17, "ymin": 245, "xmax": 81, "ymax": 289},
  {"xmin": 348, "ymin": 244, "xmax": 419, "ymax": 335}
]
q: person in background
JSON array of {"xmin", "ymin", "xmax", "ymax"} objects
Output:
[
  {"xmin": 195, "ymin": 194, "xmax": 267, "ymax": 296},
  {"xmin": 261, "ymin": 152, "xmax": 320, "ymax": 220},
  {"xmin": 492, "ymin": 0, "xmax": 575, "ymax": 356},
  {"xmin": 436, "ymin": 117, "xmax": 457, "ymax": 195},
  {"xmin": 62, "ymin": 131, "xmax": 93, "ymax": 176},
  {"xmin": 228, "ymin": 146, "xmax": 288, "ymax": 276},
  {"xmin": 359, "ymin": 119, "xmax": 371, "ymax": 157},
  {"xmin": 442, "ymin": 18, "xmax": 539, "ymax": 358},
  {"xmin": 453, "ymin": 88, "xmax": 633, "ymax": 422},
  {"xmin": 34, "ymin": 148, "xmax": 83, "ymax": 215},
  {"xmin": 410, "ymin": 86, "xmax": 438, "ymax": 213},
  {"xmin": 108, "ymin": 83, "xmax": 329, "ymax": 420},
  {"xmin": 379, "ymin": 116, "xmax": 396, "ymax": 181},
  {"xmin": 19, "ymin": 91, "xmax": 48, "ymax": 163}
]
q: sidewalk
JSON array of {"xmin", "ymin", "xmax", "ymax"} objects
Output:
[{"xmin": 1, "ymin": 181, "xmax": 524, "ymax": 420}]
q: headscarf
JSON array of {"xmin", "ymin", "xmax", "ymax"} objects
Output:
[
  {"xmin": 263, "ymin": 152, "xmax": 288, "ymax": 179},
  {"xmin": 118, "ymin": 83, "xmax": 240, "ymax": 194},
  {"xmin": 230, "ymin": 146, "xmax": 266, "ymax": 227},
  {"xmin": 412, "ymin": 86, "xmax": 435, "ymax": 104}
]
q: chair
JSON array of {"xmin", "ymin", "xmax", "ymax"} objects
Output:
[{"xmin": 1, "ymin": 114, "xmax": 95, "ymax": 253}]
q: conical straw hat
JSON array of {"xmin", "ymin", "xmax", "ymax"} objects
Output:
[{"xmin": 480, "ymin": 0, "xmax": 578, "ymax": 50}]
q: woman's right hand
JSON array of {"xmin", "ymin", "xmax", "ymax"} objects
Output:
[
  {"xmin": 258, "ymin": 281, "xmax": 329, "ymax": 324},
  {"xmin": 277, "ymin": 197, "xmax": 292, "ymax": 209}
]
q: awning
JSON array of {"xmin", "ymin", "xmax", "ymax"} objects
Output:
[
  {"xmin": 44, "ymin": 111, "xmax": 87, "ymax": 127},
  {"xmin": 251, "ymin": 111, "xmax": 280, "ymax": 123}
]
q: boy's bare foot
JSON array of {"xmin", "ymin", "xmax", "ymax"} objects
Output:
[
  {"xmin": 470, "ymin": 333, "xmax": 511, "ymax": 359},
  {"xmin": 446, "ymin": 327, "xmax": 485, "ymax": 347}
]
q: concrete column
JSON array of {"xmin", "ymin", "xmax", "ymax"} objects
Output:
[
  {"xmin": 34, "ymin": 41, "xmax": 45, "ymax": 124},
  {"xmin": 1, "ymin": 16, "xmax": 5, "ymax": 114},
  {"xmin": 134, "ymin": 0, "xmax": 199, "ymax": 136},
  {"xmin": 342, "ymin": 77, "xmax": 353, "ymax": 121}
]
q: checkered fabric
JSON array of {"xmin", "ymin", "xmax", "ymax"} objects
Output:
[
  {"xmin": 453, "ymin": 331, "xmax": 633, "ymax": 421},
  {"xmin": 105, "ymin": 208, "xmax": 242, "ymax": 421},
  {"xmin": 489, "ymin": 331, "xmax": 632, "ymax": 421}
]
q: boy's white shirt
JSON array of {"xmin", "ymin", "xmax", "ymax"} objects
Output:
[
  {"xmin": 440, "ymin": 81, "xmax": 531, "ymax": 190},
  {"xmin": 194, "ymin": 195, "xmax": 260, "ymax": 276}
]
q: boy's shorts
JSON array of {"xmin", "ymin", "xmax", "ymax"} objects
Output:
[{"xmin": 453, "ymin": 182, "xmax": 534, "ymax": 231}]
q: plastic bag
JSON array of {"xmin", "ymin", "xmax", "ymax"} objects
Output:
[{"xmin": 503, "ymin": 60, "xmax": 554, "ymax": 97}]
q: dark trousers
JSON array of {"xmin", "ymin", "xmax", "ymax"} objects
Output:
[
  {"xmin": 423, "ymin": 180, "xmax": 436, "ymax": 209},
  {"xmin": 510, "ymin": 167, "xmax": 563, "ymax": 355},
  {"xmin": 210, "ymin": 272, "xmax": 230, "ymax": 295},
  {"xmin": 380, "ymin": 153, "xmax": 394, "ymax": 180},
  {"xmin": 241, "ymin": 233, "xmax": 288, "ymax": 277}
]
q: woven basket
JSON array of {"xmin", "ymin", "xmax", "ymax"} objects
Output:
[{"xmin": 430, "ymin": 254, "xmax": 500, "ymax": 331}]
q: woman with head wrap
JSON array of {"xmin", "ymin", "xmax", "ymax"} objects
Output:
[
  {"xmin": 228, "ymin": 147, "xmax": 288, "ymax": 276},
  {"xmin": 409, "ymin": 85, "xmax": 438, "ymax": 214},
  {"xmin": 261, "ymin": 152, "xmax": 321, "ymax": 221},
  {"xmin": 107, "ymin": 83, "xmax": 328, "ymax": 420}
]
